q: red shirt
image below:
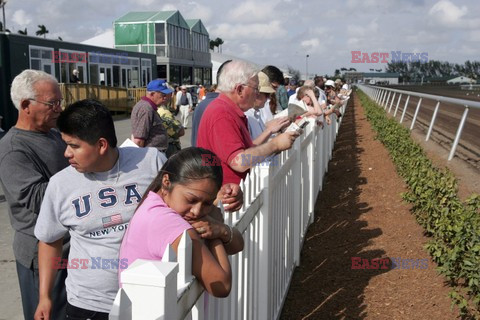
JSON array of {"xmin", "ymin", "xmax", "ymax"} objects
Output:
[{"xmin": 197, "ymin": 94, "xmax": 254, "ymax": 184}]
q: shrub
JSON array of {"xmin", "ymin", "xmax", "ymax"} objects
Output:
[{"xmin": 357, "ymin": 89, "xmax": 480, "ymax": 318}]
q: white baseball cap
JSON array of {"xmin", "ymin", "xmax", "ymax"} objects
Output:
[{"xmin": 325, "ymin": 80, "xmax": 335, "ymax": 87}]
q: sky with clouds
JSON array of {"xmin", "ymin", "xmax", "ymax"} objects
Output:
[{"xmin": 2, "ymin": 0, "xmax": 479, "ymax": 76}]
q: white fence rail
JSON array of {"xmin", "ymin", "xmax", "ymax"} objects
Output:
[
  {"xmin": 110, "ymin": 101, "xmax": 348, "ymax": 320},
  {"xmin": 358, "ymin": 84, "xmax": 480, "ymax": 161}
]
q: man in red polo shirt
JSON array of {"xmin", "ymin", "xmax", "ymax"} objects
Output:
[{"xmin": 197, "ymin": 60, "xmax": 299, "ymax": 184}]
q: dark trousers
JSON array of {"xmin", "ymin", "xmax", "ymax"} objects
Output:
[
  {"xmin": 166, "ymin": 142, "xmax": 181, "ymax": 158},
  {"xmin": 66, "ymin": 302, "xmax": 109, "ymax": 320},
  {"xmin": 16, "ymin": 260, "xmax": 68, "ymax": 320}
]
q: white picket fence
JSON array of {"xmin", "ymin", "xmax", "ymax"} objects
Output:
[{"xmin": 110, "ymin": 101, "xmax": 348, "ymax": 320}]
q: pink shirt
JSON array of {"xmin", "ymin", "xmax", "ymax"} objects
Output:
[{"xmin": 118, "ymin": 191, "xmax": 192, "ymax": 283}]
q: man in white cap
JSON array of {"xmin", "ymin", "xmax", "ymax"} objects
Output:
[
  {"xmin": 244, "ymin": 72, "xmax": 290, "ymax": 144},
  {"xmin": 176, "ymin": 85, "xmax": 193, "ymax": 128},
  {"xmin": 325, "ymin": 79, "xmax": 343, "ymax": 118}
]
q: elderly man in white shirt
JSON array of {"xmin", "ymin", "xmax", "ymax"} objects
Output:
[{"xmin": 175, "ymin": 85, "xmax": 193, "ymax": 128}]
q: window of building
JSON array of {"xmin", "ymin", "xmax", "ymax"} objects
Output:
[
  {"xmin": 194, "ymin": 68, "xmax": 203, "ymax": 85},
  {"xmin": 182, "ymin": 66, "xmax": 192, "ymax": 84},
  {"xmin": 29, "ymin": 46, "xmax": 56, "ymax": 78},
  {"xmin": 89, "ymin": 64, "xmax": 99, "ymax": 85},
  {"xmin": 156, "ymin": 46, "xmax": 166, "ymax": 57},
  {"xmin": 141, "ymin": 59, "xmax": 152, "ymax": 87},
  {"xmin": 180, "ymin": 28, "xmax": 184, "ymax": 48},
  {"xmin": 113, "ymin": 65, "xmax": 121, "ymax": 87},
  {"xmin": 155, "ymin": 23, "xmax": 165, "ymax": 45},
  {"xmin": 131, "ymin": 66, "xmax": 140, "ymax": 88},
  {"xmin": 58, "ymin": 49, "xmax": 87, "ymax": 83},
  {"xmin": 204, "ymin": 68, "xmax": 212, "ymax": 86},
  {"xmin": 88, "ymin": 52, "xmax": 139, "ymax": 87},
  {"xmin": 170, "ymin": 65, "xmax": 181, "ymax": 84},
  {"xmin": 158, "ymin": 65, "xmax": 167, "ymax": 79}
]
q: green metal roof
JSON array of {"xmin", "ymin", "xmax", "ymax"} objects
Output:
[
  {"xmin": 115, "ymin": 11, "xmax": 189, "ymax": 28},
  {"xmin": 186, "ymin": 19, "xmax": 199, "ymax": 29},
  {"xmin": 186, "ymin": 19, "xmax": 209, "ymax": 35}
]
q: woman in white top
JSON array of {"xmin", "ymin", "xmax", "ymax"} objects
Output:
[{"xmin": 293, "ymin": 86, "xmax": 323, "ymax": 117}]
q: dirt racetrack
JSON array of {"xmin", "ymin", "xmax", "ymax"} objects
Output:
[{"xmin": 384, "ymin": 85, "xmax": 480, "ymax": 169}]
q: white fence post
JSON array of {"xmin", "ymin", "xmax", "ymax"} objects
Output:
[
  {"xmin": 257, "ymin": 165, "xmax": 272, "ymax": 319},
  {"xmin": 109, "ymin": 289, "xmax": 132, "ymax": 320},
  {"xmin": 177, "ymin": 230, "xmax": 194, "ymax": 290},
  {"xmin": 117, "ymin": 259, "xmax": 179, "ymax": 319},
  {"xmin": 293, "ymin": 137, "xmax": 302, "ymax": 267}
]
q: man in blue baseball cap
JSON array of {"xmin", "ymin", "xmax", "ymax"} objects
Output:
[{"xmin": 131, "ymin": 79, "xmax": 173, "ymax": 152}]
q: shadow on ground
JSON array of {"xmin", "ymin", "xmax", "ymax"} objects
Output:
[{"xmin": 280, "ymin": 97, "xmax": 391, "ymax": 319}]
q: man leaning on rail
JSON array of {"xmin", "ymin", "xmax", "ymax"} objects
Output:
[{"xmin": 197, "ymin": 60, "xmax": 300, "ymax": 185}]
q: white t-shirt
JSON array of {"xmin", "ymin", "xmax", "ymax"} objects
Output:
[
  {"xmin": 35, "ymin": 147, "xmax": 166, "ymax": 313},
  {"xmin": 259, "ymin": 99, "xmax": 278, "ymax": 125},
  {"xmin": 245, "ymin": 108, "xmax": 266, "ymax": 141}
]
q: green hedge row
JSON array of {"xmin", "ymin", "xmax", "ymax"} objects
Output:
[{"xmin": 357, "ymin": 89, "xmax": 480, "ymax": 317}]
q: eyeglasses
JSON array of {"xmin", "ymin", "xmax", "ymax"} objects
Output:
[
  {"xmin": 241, "ymin": 83, "xmax": 259, "ymax": 93},
  {"xmin": 29, "ymin": 98, "xmax": 64, "ymax": 109}
]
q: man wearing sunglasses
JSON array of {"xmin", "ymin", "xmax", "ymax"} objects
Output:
[{"xmin": 0, "ymin": 69, "xmax": 69, "ymax": 319}]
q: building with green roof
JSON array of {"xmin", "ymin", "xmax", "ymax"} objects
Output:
[
  {"xmin": 344, "ymin": 71, "xmax": 400, "ymax": 84},
  {"xmin": 114, "ymin": 11, "xmax": 211, "ymax": 85}
]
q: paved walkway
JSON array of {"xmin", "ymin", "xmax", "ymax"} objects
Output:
[{"xmin": 0, "ymin": 113, "xmax": 193, "ymax": 319}]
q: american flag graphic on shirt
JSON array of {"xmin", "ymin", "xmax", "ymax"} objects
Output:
[{"xmin": 102, "ymin": 214, "xmax": 123, "ymax": 228}]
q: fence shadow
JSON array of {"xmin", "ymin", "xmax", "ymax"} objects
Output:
[{"xmin": 281, "ymin": 96, "xmax": 390, "ymax": 319}]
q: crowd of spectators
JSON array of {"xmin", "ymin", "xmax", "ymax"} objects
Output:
[{"xmin": 0, "ymin": 61, "xmax": 351, "ymax": 318}]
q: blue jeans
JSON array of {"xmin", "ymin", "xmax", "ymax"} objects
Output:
[
  {"xmin": 16, "ymin": 260, "xmax": 68, "ymax": 320},
  {"xmin": 66, "ymin": 302, "xmax": 109, "ymax": 320}
]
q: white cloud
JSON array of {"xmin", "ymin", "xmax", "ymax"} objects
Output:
[
  {"xmin": 227, "ymin": 1, "xmax": 277, "ymax": 23},
  {"xmin": 311, "ymin": 27, "xmax": 329, "ymax": 35},
  {"xmin": 11, "ymin": 10, "xmax": 32, "ymax": 26},
  {"xmin": 428, "ymin": 0, "xmax": 467, "ymax": 25},
  {"xmin": 301, "ymin": 38, "xmax": 320, "ymax": 50},
  {"xmin": 184, "ymin": 2, "xmax": 213, "ymax": 22},
  {"xmin": 457, "ymin": 44, "xmax": 479, "ymax": 56},
  {"xmin": 405, "ymin": 30, "xmax": 447, "ymax": 44},
  {"xmin": 346, "ymin": 0, "xmax": 394, "ymax": 10},
  {"xmin": 161, "ymin": 4, "xmax": 178, "ymax": 11},
  {"xmin": 239, "ymin": 44, "xmax": 255, "ymax": 58},
  {"xmin": 465, "ymin": 30, "xmax": 480, "ymax": 42},
  {"xmin": 347, "ymin": 38, "xmax": 361, "ymax": 47},
  {"xmin": 134, "ymin": 0, "xmax": 157, "ymax": 6},
  {"xmin": 347, "ymin": 20, "xmax": 378, "ymax": 38},
  {"xmin": 210, "ymin": 20, "xmax": 286, "ymax": 40}
]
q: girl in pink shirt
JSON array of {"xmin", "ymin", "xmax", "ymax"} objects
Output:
[{"xmin": 119, "ymin": 147, "xmax": 243, "ymax": 297}]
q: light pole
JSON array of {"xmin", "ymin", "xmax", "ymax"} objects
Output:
[
  {"xmin": 305, "ymin": 54, "xmax": 309, "ymax": 80},
  {"xmin": 0, "ymin": 0, "xmax": 6, "ymax": 31}
]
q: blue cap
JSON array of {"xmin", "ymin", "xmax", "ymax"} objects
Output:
[{"xmin": 147, "ymin": 79, "xmax": 174, "ymax": 94}]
